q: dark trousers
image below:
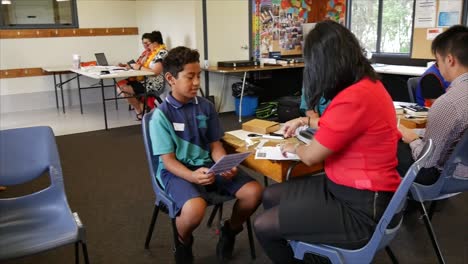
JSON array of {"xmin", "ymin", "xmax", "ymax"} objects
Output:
[
  {"xmin": 397, "ymin": 141, "xmax": 440, "ymax": 185},
  {"xmin": 254, "ymin": 175, "xmax": 395, "ymax": 264}
]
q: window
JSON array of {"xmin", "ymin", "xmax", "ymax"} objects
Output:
[
  {"xmin": 350, "ymin": 0, "xmax": 414, "ymax": 55},
  {"xmin": 0, "ymin": 0, "xmax": 78, "ymax": 29}
]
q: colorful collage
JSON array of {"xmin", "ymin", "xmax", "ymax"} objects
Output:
[{"xmin": 251, "ymin": 0, "xmax": 346, "ymax": 59}]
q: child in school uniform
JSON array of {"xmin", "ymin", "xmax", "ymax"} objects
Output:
[{"xmin": 149, "ymin": 46, "xmax": 263, "ymax": 264}]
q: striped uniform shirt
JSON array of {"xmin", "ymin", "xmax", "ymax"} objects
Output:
[{"xmin": 410, "ymin": 72, "xmax": 468, "ymax": 177}]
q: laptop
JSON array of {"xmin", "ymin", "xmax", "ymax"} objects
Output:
[{"xmin": 94, "ymin": 53, "xmax": 109, "ymax": 66}]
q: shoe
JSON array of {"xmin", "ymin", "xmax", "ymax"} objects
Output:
[
  {"xmin": 136, "ymin": 113, "xmax": 143, "ymax": 121},
  {"xmin": 174, "ymin": 236, "xmax": 194, "ymax": 264},
  {"xmin": 216, "ymin": 220, "xmax": 242, "ymax": 262}
]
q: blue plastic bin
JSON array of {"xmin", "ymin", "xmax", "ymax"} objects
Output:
[{"xmin": 235, "ymin": 96, "xmax": 258, "ymax": 117}]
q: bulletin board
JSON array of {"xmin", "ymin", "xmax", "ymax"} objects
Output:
[
  {"xmin": 251, "ymin": 0, "xmax": 346, "ymax": 59},
  {"xmin": 411, "ymin": 0, "xmax": 464, "ymax": 59}
]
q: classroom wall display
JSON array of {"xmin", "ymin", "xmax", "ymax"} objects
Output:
[{"xmin": 251, "ymin": 0, "xmax": 346, "ymax": 59}]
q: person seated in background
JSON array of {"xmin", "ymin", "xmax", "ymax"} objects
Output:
[
  {"xmin": 415, "ymin": 63, "xmax": 450, "ymax": 107},
  {"xmin": 398, "ymin": 25, "xmax": 468, "ymax": 185},
  {"xmin": 296, "ymin": 89, "xmax": 329, "ymax": 130},
  {"xmin": 149, "ymin": 47, "xmax": 263, "ymax": 264},
  {"xmin": 116, "ymin": 31, "xmax": 168, "ymax": 120},
  {"xmin": 254, "ymin": 21, "xmax": 402, "ymax": 264}
]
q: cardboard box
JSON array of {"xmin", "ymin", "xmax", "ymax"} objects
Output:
[{"xmin": 242, "ymin": 119, "xmax": 280, "ymax": 134}]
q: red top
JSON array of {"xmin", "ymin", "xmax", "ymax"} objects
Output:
[{"xmin": 314, "ymin": 78, "xmax": 402, "ymax": 192}]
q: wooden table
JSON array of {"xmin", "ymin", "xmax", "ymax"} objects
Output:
[
  {"xmin": 398, "ymin": 114, "xmax": 427, "ymax": 128},
  {"xmin": 222, "ymin": 133, "xmax": 323, "ymax": 183}
]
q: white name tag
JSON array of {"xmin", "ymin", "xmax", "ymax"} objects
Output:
[{"xmin": 173, "ymin": 123, "xmax": 185, "ymax": 131}]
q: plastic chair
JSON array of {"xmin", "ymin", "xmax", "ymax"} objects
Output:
[
  {"xmin": 0, "ymin": 126, "xmax": 90, "ymax": 263},
  {"xmin": 410, "ymin": 132, "xmax": 468, "ymax": 264},
  {"xmin": 407, "ymin": 77, "xmax": 420, "ymax": 103},
  {"xmin": 289, "ymin": 139, "xmax": 434, "ymax": 264},
  {"xmin": 141, "ymin": 110, "xmax": 256, "ymax": 260}
]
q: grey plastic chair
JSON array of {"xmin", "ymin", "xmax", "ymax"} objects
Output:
[
  {"xmin": 407, "ymin": 77, "xmax": 420, "ymax": 103},
  {"xmin": 410, "ymin": 131, "xmax": 468, "ymax": 264},
  {"xmin": 289, "ymin": 140, "xmax": 434, "ymax": 264},
  {"xmin": 0, "ymin": 126, "xmax": 89, "ymax": 263}
]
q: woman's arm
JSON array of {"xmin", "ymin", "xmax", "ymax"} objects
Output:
[{"xmin": 281, "ymin": 138, "xmax": 333, "ymax": 166}]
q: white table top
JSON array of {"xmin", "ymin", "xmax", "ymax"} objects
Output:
[
  {"xmin": 372, "ymin": 64, "xmax": 427, "ymax": 76},
  {"xmin": 70, "ymin": 67, "xmax": 154, "ymax": 79}
]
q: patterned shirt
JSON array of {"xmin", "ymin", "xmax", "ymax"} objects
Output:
[{"xmin": 410, "ymin": 72, "xmax": 468, "ymax": 173}]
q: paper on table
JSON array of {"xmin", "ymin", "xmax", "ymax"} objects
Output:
[
  {"xmin": 255, "ymin": 146, "xmax": 299, "ymax": 160},
  {"xmin": 207, "ymin": 152, "xmax": 251, "ymax": 174}
]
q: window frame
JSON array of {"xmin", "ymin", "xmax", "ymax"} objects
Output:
[{"xmin": 0, "ymin": 0, "xmax": 79, "ymax": 29}]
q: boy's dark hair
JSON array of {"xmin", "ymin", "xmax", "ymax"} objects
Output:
[
  {"xmin": 431, "ymin": 25, "xmax": 468, "ymax": 67},
  {"xmin": 162, "ymin": 46, "xmax": 200, "ymax": 78},
  {"xmin": 142, "ymin": 31, "xmax": 164, "ymax": 45},
  {"xmin": 303, "ymin": 20, "xmax": 378, "ymax": 111}
]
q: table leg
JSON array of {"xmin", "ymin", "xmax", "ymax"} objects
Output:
[
  {"xmin": 59, "ymin": 73, "xmax": 66, "ymax": 114},
  {"xmin": 238, "ymin": 71, "xmax": 247, "ymax": 123},
  {"xmin": 77, "ymin": 74, "xmax": 83, "ymax": 114},
  {"xmin": 53, "ymin": 73, "xmax": 59, "ymax": 109},
  {"xmin": 113, "ymin": 79, "xmax": 119, "ymax": 110},
  {"xmin": 100, "ymin": 79, "xmax": 108, "ymax": 130}
]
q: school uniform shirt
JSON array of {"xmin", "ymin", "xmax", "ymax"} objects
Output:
[
  {"xmin": 149, "ymin": 94, "xmax": 223, "ymax": 187},
  {"xmin": 314, "ymin": 78, "xmax": 402, "ymax": 192},
  {"xmin": 410, "ymin": 72, "xmax": 468, "ymax": 174}
]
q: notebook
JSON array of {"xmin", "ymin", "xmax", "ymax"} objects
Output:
[{"xmin": 94, "ymin": 53, "xmax": 109, "ymax": 66}]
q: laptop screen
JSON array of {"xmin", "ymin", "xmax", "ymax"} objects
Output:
[{"xmin": 94, "ymin": 53, "xmax": 109, "ymax": 66}]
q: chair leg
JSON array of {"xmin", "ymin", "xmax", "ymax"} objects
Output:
[
  {"xmin": 75, "ymin": 242, "xmax": 80, "ymax": 264},
  {"xmin": 81, "ymin": 242, "xmax": 90, "ymax": 264},
  {"xmin": 145, "ymin": 204, "xmax": 160, "ymax": 249},
  {"xmin": 428, "ymin": 201, "xmax": 438, "ymax": 221},
  {"xmin": 385, "ymin": 246, "xmax": 398, "ymax": 264},
  {"xmin": 246, "ymin": 217, "xmax": 256, "ymax": 259},
  {"xmin": 218, "ymin": 204, "xmax": 223, "ymax": 228},
  {"xmin": 419, "ymin": 202, "xmax": 446, "ymax": 264},
  {"xmin": 263, "ymin": 176, "xmax": 269, "ymax": 187},
  {"xmin": 207, "ymin": 204, "xmax": 220, "ymax": 228},
  {"xmin": 171, "ymin": 218, "xmax": 179, "ymax": 249}
]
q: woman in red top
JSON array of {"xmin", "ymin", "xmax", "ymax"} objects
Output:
[{"xmin": 253, "ymin": 21, "xmax": 402, "ymax": 263}]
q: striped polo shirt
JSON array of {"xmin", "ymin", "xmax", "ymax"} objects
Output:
[{"xmin": 149, "ymin": 93, "xmax": 223, "ymax": 186}]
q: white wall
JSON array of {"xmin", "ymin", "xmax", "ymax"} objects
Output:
[
  {"xmin": 0, "ymin": 0, "xmax": 250, "ymax": 114},
  {"xmin": 0, "ymin": 0, "xmax": 139, "ymax": 113}
]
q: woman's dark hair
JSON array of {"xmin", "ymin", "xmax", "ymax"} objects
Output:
[
  {"xmin": 303, "ymin": 20, "xmax": 378, "ymax": 110},
  {"xmin": 431, "ymin": 25, "xmax": 468, "ymax": 67},
  {"xmin": 163, "ymin": 46, "xmax": 200, "ymax": 79},
  {"xmin": 142, "ymin": 31, "xmax": 164, "ymax": 45}
]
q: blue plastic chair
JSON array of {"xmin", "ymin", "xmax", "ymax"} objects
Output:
[
  {"xmin": 289, "ymin": 139, "xmax": 434, "ymax": 264},
  {"xmin": 141, "ymin": 109, "xmax": 256, "ymax": 259},
  {"xmin": 410, "ymin": 131, "xmax": 468, "ymax": 264},
  {"xmin": 407, "ymin": 77, "xmax": 420, "ymax": 103},
  {"xmin": 0, "ymin": 126, "xmax": 89, "ymax": 263}
]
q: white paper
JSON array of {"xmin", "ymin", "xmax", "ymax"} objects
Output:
[
  {"xmin": 427, "ymin": 27, "xmax": 443, "ymax": 40},
  {"xmin": 415, "ymin": 0, "xmax": 437, "ymax": 28},
  {"xmin": 255, "ymin": 146, "xmax": 299, "ymax": 160},
  {"xmin": 207, "ymin": 152, "xmax": 251, "ymax": 174},
  {"xmin": 438, "ymin": 0, "xmax": 461, "ymax": 27}
]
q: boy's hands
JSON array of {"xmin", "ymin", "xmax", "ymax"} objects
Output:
[
  {"xmin": 220, "ymin": 167, "xmax": 238, "ymax": 180},
  {"xmin": 191, "ymin": 167, "xmax": 215, "ymax": 185}
]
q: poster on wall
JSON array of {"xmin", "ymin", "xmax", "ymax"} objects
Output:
[
  {"xmin": 251, "ymin": 0, "xmax": 346, "ymax": 59},
  {"xmin": 414, "ymin": 0, "xmax": 436, "ymax": 28},
  {"xmin": 437, "ymin": 0, "xmax": 462, "ymax": 27}
]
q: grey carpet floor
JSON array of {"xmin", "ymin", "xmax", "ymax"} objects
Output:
[{"xmin": 2, "ymin": 112, "xmax": 467, "ymax": 263}]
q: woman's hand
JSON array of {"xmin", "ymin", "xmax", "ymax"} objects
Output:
[
  {"xmin": 132, "ymin": 63, "xmax": 142, "ymax": 70},
  {"xmin": 283, "ymin": 118, "xmax": 304, "ymax": 138},
  {"xmin": 279, "ymin": 143, "xmax": 299, "ymax": 156}
]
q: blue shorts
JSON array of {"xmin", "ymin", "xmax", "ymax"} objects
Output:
[{"xmin": 160, "ymin": 167, "xmax": 255, "ymax": 215}]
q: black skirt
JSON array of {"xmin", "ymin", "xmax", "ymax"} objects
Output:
[{"xmin": 278, "ymin": 173, "xmax": 394, "ymax": 249}]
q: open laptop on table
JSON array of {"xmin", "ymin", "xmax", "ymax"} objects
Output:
[{"xmin": 94, "ymin": 53, "xmax": 109, "ymax": 66}]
